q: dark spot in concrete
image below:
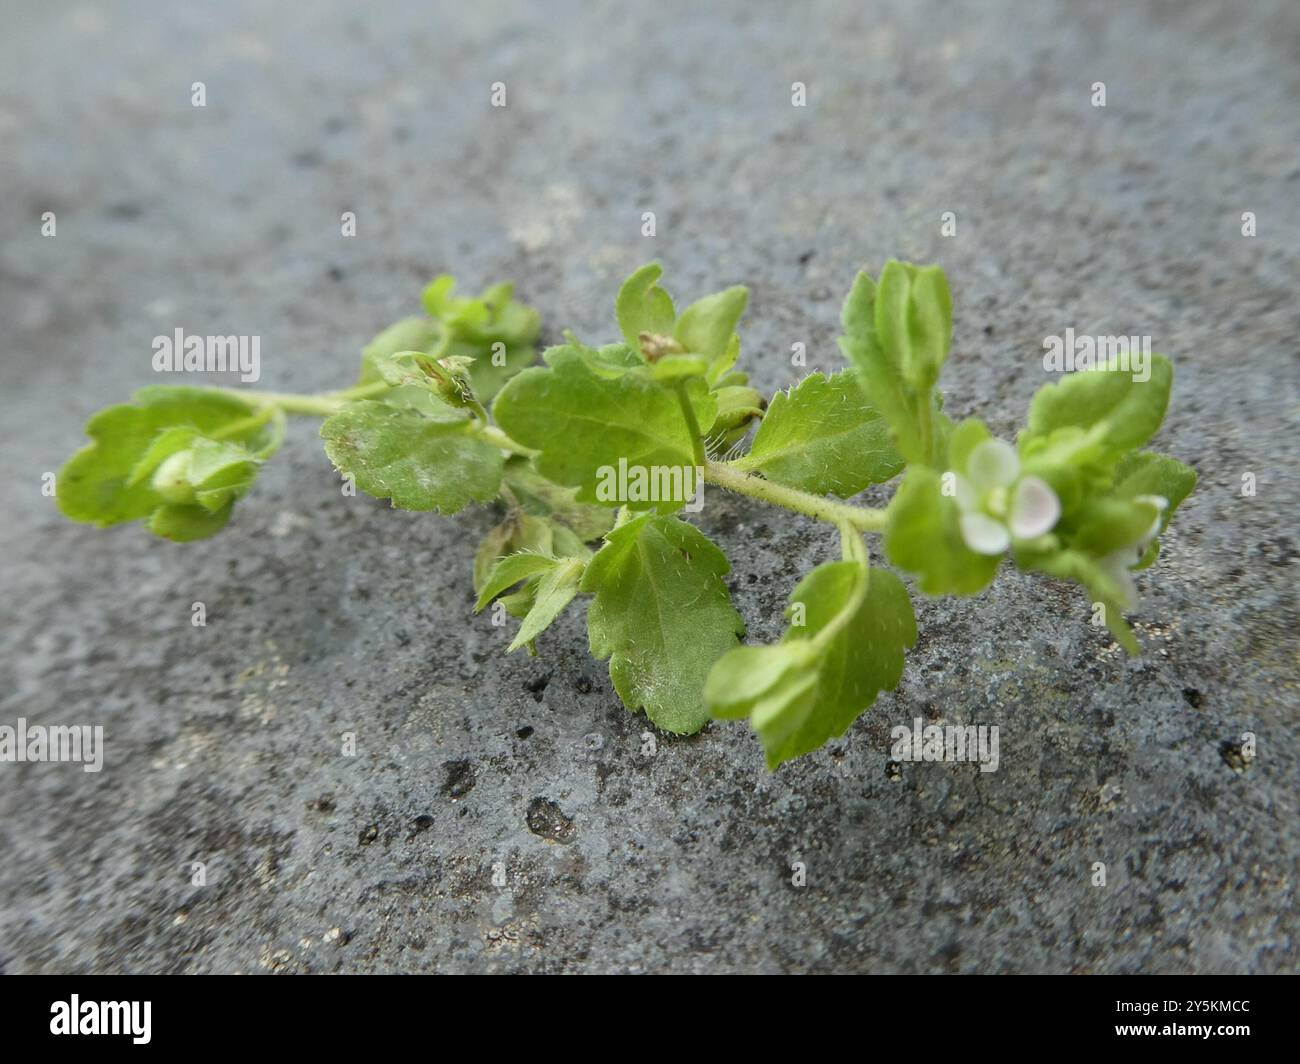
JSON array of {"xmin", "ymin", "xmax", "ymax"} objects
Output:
[
  {"xmin": 441, "ymin": 759, "xmax": 475, "ymax": 799},
  {"xmin": 1219, "ymin": 741, "xmax": 1251, "ymax": 774},
  {"xmin": 412, "ymin": 814, "xmax": 434, "ymax": 832},
  {"xmin": 307, "ymin": 793, "xmax": 336, "ymax": 813},
  {"xmin": 575, "ymin": 677, "xmax": 592, "ymax": 694},
  {"xmin": 524, "ymin": 673, "xmax": 550, "ymax": 701},
  {"xmin": 1260, "ymin": 537, "xmax": 1296, "ymax": 566},
  {"xmin": 515, "ymin": 726, "xmax": 534, "ymax": 739},
  {"xmin": 327, "ymin": 265, "xmax": 345, "ymax": 282},
  {"xmin": 292, "ymin": 149, "xmax": 323, "ymax": 168},
  {"xmin": 526, "ymin": 797, "xmax": 575, "ymax": 843},
  {"xmin": 1182, "ymin": 688, "xmax": 1203, "ymax": 708},
  {"xmin": 358, "ymin": 823, "xmax": 379, "ymax": 846},
  {"xmin": 107, "ymin": 202, "xmax": 143, "ymax": 220},
  {"xmin": 886, "ymin": 760, "xmax": 902, "ymax": 780},
  {"xmin": 798, "ymin": 249, "xmax": 815, "ymax": 265}
]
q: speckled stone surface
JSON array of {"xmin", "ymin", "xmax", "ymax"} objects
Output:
[{"xmin": 0, "ymin": 0, "xmax": 1296, "ymax": 973}]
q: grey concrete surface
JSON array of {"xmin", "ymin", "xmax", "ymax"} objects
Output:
[{"xmin": 0, "ymin": 0, "xmax": 1296, "ymax": 973}]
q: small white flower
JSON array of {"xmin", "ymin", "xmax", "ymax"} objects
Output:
[
  {"xmin": 953, "ymin": 438, "xmax": 1062, "ymax": 556},
  {"xmin": 1098, "ymin": 494, "xmax": 1168, "ymax": 611}
]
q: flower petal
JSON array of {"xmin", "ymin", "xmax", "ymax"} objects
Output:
[
  {"xmin": 1133, "ymin": 494, "xmax": 1169, "ymax": 543},
  {"xmin": 1009, "ymin": 476, "xmax": 1061, "ymax": 539},
  {"xmin": 960, "ymin": 512, "xmax": 1011, "ymax": 555},
  {"xmin": 967, "ymin": 438, "xmax": 1020, "ymax": 492},
  {"xmin": 953, "ymin": 473, "xmax": 978, "ymax": 512},
  {"xmin": 1099, "ymin": 551, "xmax": 1139, "ymax": 612}
]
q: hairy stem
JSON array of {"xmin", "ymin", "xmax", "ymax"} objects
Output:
[
  {"xmin": 671, "ymin": 379, "xmax": 708, "ymax": 467},
  {"xmin": 216, "ymin": 380, "xmax": 889, "ymax": 533},
  {"xmin": 703, "ymin": 461, "xmax": 887, "ymax": 532},
  {"xmin": 209, "ymin": 405, "xmax": 277, "ymax": 440},
  {"xmin": 479, "ymin": 425, "xmax": 539, "ymax": 458},
  {"xmin": 212, "ymin": 380, "xmax": 392, "ymax": 416}
]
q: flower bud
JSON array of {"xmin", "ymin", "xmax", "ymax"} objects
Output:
[
  {"xmin": 711, "ymin": 384, "xmax": 766, "ymax": 449},
  {"xmin": 151, "ymin": 449, "xmax": 197, "ymax": 505}
]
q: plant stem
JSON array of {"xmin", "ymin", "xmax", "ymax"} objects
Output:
[
  {"xmin": 812, "ymin": 541, "xmax": 870, "ymax": 650},
  {"xmin": 704, "ymin": 460, "xmax": 887, "ymax": 533},
  {"xmin": 209, "ymin": 405, "xmax": 276, "ymax": 441},
  {"xmin": 214, "ymin": 381, "xmax": 888, "ymax": 533},
  {"xmin": 479, "ymin": 425, "xmax": 539, "ymax": 458},
  {"xmin": 671, "ymin": 379, "xmax": 707, "ymax": 467},
  {"xmin": 212, "ymin": 380, "xmax": 392, "ymax": 416},
  {"xmin": 916, "ymin": 394, "xmax": 936, "ymax": 467}
]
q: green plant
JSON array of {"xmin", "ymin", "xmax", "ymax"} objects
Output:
[{"xmin": 56, "ymin": 263, "xmax": 1196, "ymax": 767}]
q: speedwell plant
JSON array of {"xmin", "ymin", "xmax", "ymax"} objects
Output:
[{"xmin": 57, "ymin": 263, "xmax": 1196, "ymax": 767}]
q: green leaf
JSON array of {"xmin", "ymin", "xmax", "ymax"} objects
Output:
[
  {"xmin": 873, "ymin": 261, "xmax": 913, "ymax": 378},
  {"xmin": 706, "ymin": 555, "xmax": 916, "ymax": 768},
  {"xmin": 885, "ymin": 466, "xmax": 1001, "ymax": 595},
  {"xmin": 360, "ymin": 279, "xmax": 540, "ymax": 401},
  {"xmin": 186, "ymin": 438, "xmax": 261, "ymax": 512},
  {"xmin": 148, "ymin": 500, "xmax": 236, "ymax": 543},
  {"xmin": 734, "ymin": 371, "xmax": 902, "ymax": 495},
  {"xmin": 127, "ymin": 426, "xmax": 205, "ymax": 491},
  {"xmin": 946, "ymin": 417, "xmax": 992, "ymax": 475},
  {"xmin": 1027, "ymin": 355, "xmax": 1173, "ymax": 452},
  {"xmin": 1070, "ymin": 497, "xmax": 1164, "ymax": 556},
  {"xmin": 648, "ymin": 353, "xmax": 709, "ymax": 380},
  {"xmin": 674, "ymin": 285, "xmax": 748, "ymax": 378},
  {"xmin": 903, "ymin": 264, "xmax": 952, "ymax": 389},
  {"xmin": 549, "ymin": 340, "xmax": 644, "ymax": 376},
  {"xmin": 457, "ymin": 282, "xmax": 539, "ymax": 345},
  {"xmin": 58, "ymin": 387, "xmax": 270, "ymax": 532},
  {"xmin": 1112, "ymin": 450, "xmax": 1197, "ymax": 568},
  {"xmin": 1114, "ymin": 451, "xmax": 1197, "ymax": 516},
  {"xmin": 473, "ymin": 513, "xmax": 554, "ymax": 593},
  {"xmin": 509, "ymin": 558, "xmax": 585, "ymax": 652},
  {"xmin": 580, "ymin": 513, "xmax": 744, "ymax": 733},
  {"xmin": 839, "ymin": 264, "xmax": 949, "ymax": 466},
  {"xmin": 472, "ymin": 459, "xmax": 616, "ymax": 593},
  {"xmin": 320, "ymin": 400, "xmax": 503, "ymax": 512},
  {"xmin": 616, "ymin": 263, "xmax": 677, "ymax": 348},
  {"xmin": 451, "ymin": 337, "xmax": 537, "ymax": 405},
  {"xmin": 358, "ymin": 317, "xmax": 438, "ymax": 386},
  {"xmin": 709, "ymin": 335, "xmax": 743, "ymax": 385},
  {"xmin": 840, "ymin": 270, "xmax": 880, "ymax": 350},
  {"xmin": 1018, "ymin": 548, "xmax": 1140, "ymax": 654},
  {"xmin": 475, "ymin": 548, "xmax": 587, "ymax": 654},
  {"xmin": 492, "ymin": 345, "xmax": 716, "ymax": 511},
  {"xmin": 422, "ymin": 274, "xmax": 490, "ymax": 328},
  {"xmin": 474, "ymin": 552, "xmax": 559, "ymax": 611},
  {"xmin": 709, "ymin": 381, "xmax": 766, "ymax": 450},
  {"xmin": 501, "ymin": 458, "xmax": 615, "ymax": 541},
  {"xmin": 365, "ymin": 349, "xmax": 488, "ymax": 417}
]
